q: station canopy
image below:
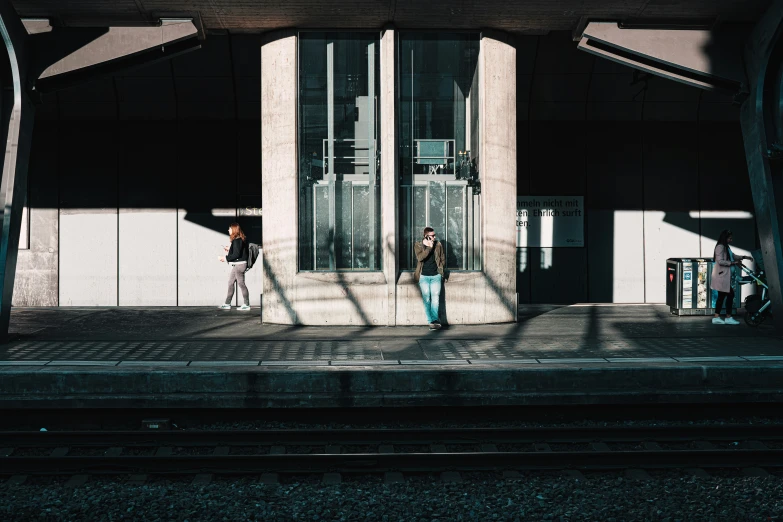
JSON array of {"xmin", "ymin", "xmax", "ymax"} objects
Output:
[{"xmin": 9, "ymin": 0, "xmax": 770, "ymax": 32}]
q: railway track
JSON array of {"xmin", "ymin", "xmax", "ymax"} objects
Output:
[{"xmin": 1, "ymin": 425, "xmax": 783, "ymax": 479}]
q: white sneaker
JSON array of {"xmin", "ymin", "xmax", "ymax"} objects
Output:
[
  {"xmin": 712, "ymin": 317, "xmax": 725, "ymax": 325},
  {"xmin": 218, "ymin": 304, "xmax": 231, "ymax": 310},
  {"xmin": 239, "ymin": 304, "xmax": 251, "ymax": 311},
  {"xmin": 724, "ymin": 317, "xmax": 740, "ymax": 325}
]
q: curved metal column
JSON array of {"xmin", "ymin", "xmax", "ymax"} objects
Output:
[
  {"xmin": 0, "ymin": 3, "xmax": 34, "ymax": 341},
  {"xmin": 741, "ymin": 0, "xmax": 783, "ymax": 333}
]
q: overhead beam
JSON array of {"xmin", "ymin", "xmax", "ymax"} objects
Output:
[
  {"xmin": 577, "ymin": 21, "xmax": 749, "ymax": 96},
  {"xmin": 28, "ymin": 18, "xmax": 201, "ymax": 94}
]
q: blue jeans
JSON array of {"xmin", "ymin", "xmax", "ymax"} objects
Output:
[{"xmin": 419, "ymin": 274, "xmax": 442, "ymax": 323}]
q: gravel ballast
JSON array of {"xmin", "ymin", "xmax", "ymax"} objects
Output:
[{"xmin": 1, "ymin": 474, "xmax": 781, "ymax": 521}]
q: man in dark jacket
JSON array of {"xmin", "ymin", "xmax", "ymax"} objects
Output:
[{"xmin": 414, "ymin": 227, "xmax": 447, "ymax": 329}]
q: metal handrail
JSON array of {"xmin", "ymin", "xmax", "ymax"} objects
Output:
[{"xmin": 322, "ymin": 138, "xmax": 377, "ymax": 173}]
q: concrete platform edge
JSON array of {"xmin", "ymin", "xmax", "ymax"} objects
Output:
[{"xmin": 2, "ymin": 363, "xmax": 783, "ymax": 408}]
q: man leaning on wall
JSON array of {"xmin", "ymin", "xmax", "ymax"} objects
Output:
[{"xmin": 413, "ymin": 227, "xmax": 448, "ymax": 330}]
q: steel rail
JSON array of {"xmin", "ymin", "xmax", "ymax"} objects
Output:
[
  {"xmin": 1, "ymin": 425, "xmax": 783, "ymax": 447},
  {"xmin": 2, "ymin": 450, "xmax": 783, "ymax": 475}
]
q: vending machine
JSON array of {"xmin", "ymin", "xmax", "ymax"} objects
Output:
[{"xmin": 666, "ymin": 258, "xmax": 740, "ymax": 315}]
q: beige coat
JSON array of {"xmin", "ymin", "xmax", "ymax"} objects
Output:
[
  {"xmin": 711, "ymin": 244, "xmax": 734, "ymax": 293},
  {"xmin": 413, "ymin": 241, "xmax": 446, "ymax": 283}
]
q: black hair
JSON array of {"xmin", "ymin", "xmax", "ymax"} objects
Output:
[
  {"xmin": 423, "ymin": 226, "xmax": 434, "ymax": 238},
  {"xmin": 716, "ymin": 229, "xmax": 733, "ymax": 248}
]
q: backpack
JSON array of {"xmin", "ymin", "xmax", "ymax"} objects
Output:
[{"xmin": 246, "ymin": 243, "xmax": 261, "ymax": 271}]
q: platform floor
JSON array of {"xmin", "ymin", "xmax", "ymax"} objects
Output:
[
  {"xmin": 2, "ymin": 304, "xmax": 780, "ymax": 365},
  {"xmin": 1, "ymin": 305, "xmax": 782, "ymax": 408}
]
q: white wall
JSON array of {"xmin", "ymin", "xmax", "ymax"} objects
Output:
[
  {"xmin": 119, "ymin": 209, "xmax": 177, "ymax": 306},
  {"xmin": 643, "ymin": 211, "xmax": 702, "ymax": 303},
  {"xmin": 612, "ymin": 210, "xmax": 646, "ymax": 302},
  {"xmin": 59, "ymin": 209, "xmax": 118, "ymax": 306}
]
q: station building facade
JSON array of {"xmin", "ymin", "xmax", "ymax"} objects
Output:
[{"xmin": 13, "ymin": 29, "xmax": 757, "ymax": 324}]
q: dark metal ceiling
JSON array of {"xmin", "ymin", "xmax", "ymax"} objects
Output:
[{"xmin": 10, "ymin": 0, "xmax": 771, "ymax": 32}]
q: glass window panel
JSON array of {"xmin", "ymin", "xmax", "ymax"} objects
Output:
[
  {"xmin": 400, "ymin": 186, "xmax": 412, "ymax": 268},
  {"xmin": 314, "ymin": 185, "xmax": 331, "ymax": 270},
  {"xmin": 398, "ymin": 32, "xmax": 480, "ymax": 270},
  {"xmin": 429, "ymin": 181, "xmax": 446, "ymax": 235},
  {"xmin": 413, "ymin": 184, "xmax": 427, "ymax": 236},
  {"xmin": 299, "ymin": 33, "xmax": 380, "ymax": 271},
  {"xmin": 299, "ymin": 185, "xmax": 314, "ymax": 271},
  {"xmin": 352, "ymin": 185, "xmax": 371, "ymax": 269},
  {"xmin": 447, "ymin": 185, "xmax": 464, "ymax": 269},
  {"xmin": 335, "ymin": 182, "xmax": 352, "ymax": 269}
]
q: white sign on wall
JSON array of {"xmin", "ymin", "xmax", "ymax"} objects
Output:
[{"xmin": 516, "ymin": 196, "xmax": 584, "ymax": 247}]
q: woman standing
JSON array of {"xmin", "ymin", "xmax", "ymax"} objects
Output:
[
  {"xmin": 218, "ymin": 223, "xmax": 251, "ymax": 311},
  {"xmin": 711, "ymin": 229, "xmax": 750, "ymax": 325}
]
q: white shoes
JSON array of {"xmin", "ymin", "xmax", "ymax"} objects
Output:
[
  {"xmin": 218, "ymin": 304, "xmax": 251, "ymax": 311},
  {"xmin": 712, "ymin": 316, "xmax": 740, "ymax": 325}
]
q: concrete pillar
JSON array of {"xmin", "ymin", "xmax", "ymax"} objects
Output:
[
  {"xmin": 12, "ymin": 123, "xmax": 58, "ymax": 306},
  {"xmin": 261, "ymin": 31, "xmax": 299, "ymax": 324},
  {"xmin": 740, "ymin": 0, "xmax": 783, "ymax": 332},
  {"xmin": 478, "ymin": 31, "xmax": 518, "ymax": 322},
  {"xmin": 380, "ymin": 26, "xmax": 398, "ymax": 326},
  {"xmin": 0, "ymin": 4, "xmax": 35, "ymax": 339}
]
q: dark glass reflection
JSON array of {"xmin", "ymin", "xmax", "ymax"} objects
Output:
[
  {"xmin": 299, "ymin": 33, "xmax": 381, "ymax": 271},
  {"xmin": 398, "ymin": 33, "xmax": 481, "ymax": 270}
]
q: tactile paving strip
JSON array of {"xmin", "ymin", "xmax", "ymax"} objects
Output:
[
  {"xmin": 0, "ymin": 340, "xmax": 383, "ymax": 361},
  {"xmin": 419, "ymin": 337, "xmax": 783, "ymax": 360}
]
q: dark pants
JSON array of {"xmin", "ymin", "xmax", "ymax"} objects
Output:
[{"xmin": 715, "ymin": 288, "xmax": 735, "ymax": 315}]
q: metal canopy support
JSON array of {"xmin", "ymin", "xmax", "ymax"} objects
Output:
[
  {"xmin": 0, "ymin": 0, "xmax": 34, "ymax": 342},
  {"xmin": 740, "ymin": 0, "xmax": 783, "ymax": 334}
]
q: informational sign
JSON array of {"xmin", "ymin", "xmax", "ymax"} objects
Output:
[
  {"xmin": 239, "ymin": 206, "xmax": 263, "ymax": 216},
  {"xmin": 516, "ymin": 196, "xmax": 584, "ymax": 247}
]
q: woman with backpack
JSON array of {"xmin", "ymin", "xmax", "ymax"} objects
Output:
[{"xmin": 218, "ymin": 223, "xmax": 251, "ymax": 311}]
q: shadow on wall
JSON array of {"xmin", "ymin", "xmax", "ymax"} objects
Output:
[
  {"xmin": 514, "ymin": 30, "xmax": 758, "ymax": 305},
  {"xmin": 23, "ymin": 33, "xmax": 264, "ymax": 238},
  {"xmin": 16, "ymin": 117, "xmax": 263, "ymax": 306},
  {"xmin": 259, "ymin": 235, "xmax": 518, "ymax": 326},
  {"xmin": 15, "ymin": 31, "xmax": 762, "ymax": 309}
]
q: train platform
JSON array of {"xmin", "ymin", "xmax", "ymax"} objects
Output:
[{"xmin": 0, "ymin": 304, "xmax": 781, "ymax": 409}]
